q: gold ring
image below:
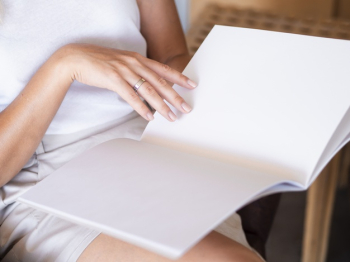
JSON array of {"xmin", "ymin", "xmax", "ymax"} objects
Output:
[{"xmin": 133, "ymin": 78, "xmax": 145, "ymax": 92}]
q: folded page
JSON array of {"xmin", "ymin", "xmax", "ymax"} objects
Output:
[
  {"xmin": 19, "ymin": 139, "xmax": 283, "ymax": 259},
  {"xmin": 143, "ymin": 26, "xmax": 350, "ymax": 185}
]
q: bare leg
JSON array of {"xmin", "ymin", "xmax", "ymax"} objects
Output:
[{"xmin": 78, "ymin": 231, "xmax": 263, "ymax": 262}]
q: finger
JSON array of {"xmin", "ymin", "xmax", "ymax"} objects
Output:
[
  {"xmin": 134, "ymin": 81, "xmax": 178, "ymax": 122},
  {"xmin": 112, "ymin": 65, "xmax": 178, "ymax": 122},
  {"xmin": 136, "ymin": 57, "xmax": 197, "ymax": 90},
  {"xmin": 111, "ymin": 77, "xmax": 154, "ymax": 122},
  {"xmin": 134, "ymin": 66, "xmax": 192, "ymax": 114}
]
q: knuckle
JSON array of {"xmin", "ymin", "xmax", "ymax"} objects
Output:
[
  {"xmin": 124, "ymin": 53, "xmax": 142, "ymax": 66},
  {"xmin": 130, "ymin": 51, "xmax": 143, "ymax": 60},
  {"xmin": 139, "ymin": 105, "xmax": 150, "ymax": 116},
  {"xmin": 157, "ymin": 77, "xmax": 168, "ymax": 87},
  {"xmin": 173, "ymin": 95, "xmax": 184, "ymax": 104},
  {"xmin": 161, "ymin": 63, "xmax": 171, "ymax": 72},
  {"xmin": 125, "ymin": 55, "xmax": 138, "ymax": 64},
  {"xmin": 128, "ymin": 91, "xmax": 140, "ymax": 102},
  {"xmin": 132, "ymin": 58, "xmax": 142, "ymax": 67},
  {"xmin": 115, "ymin": 60, "xmax": 128, "ymax": 69},
  {"xmin": 141, "ymin": 83, "xmax": 155, "ymax": 96},
  {"xmin": 128, "ymin": 51, "xmax": 138, "ymax": 57},
  {"xmin": 159, "ymin": 104, "xmax": 170, "ymax": 113}
]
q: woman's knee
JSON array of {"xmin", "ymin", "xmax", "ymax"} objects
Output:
[
  {"xmin": 181, "ymin": 231, "xmax": 263, "ymax": 262},
  {"xmin": 78, "ymin": 232, "xmax": 263, "ymax": 262}
]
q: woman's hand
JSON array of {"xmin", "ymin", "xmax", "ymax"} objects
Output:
[
  {"xmin": 0, "ymin": 0, "xmax": 192, "ymax": 186},
  {"xmin": 60, "ymin": 44, "xmax": 196, "ymax": 122}
]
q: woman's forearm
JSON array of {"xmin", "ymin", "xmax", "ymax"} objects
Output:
[
  {"xmin": 164, "ymin": 53, "xmax": 191, "ymax": 73},
  {"xmin": 0, "ymin": 44, "xmax": 195, "ymax": 187},
  {"xmin": 0, "ymin": 49, "xmax": 72, "ymax": 187}
]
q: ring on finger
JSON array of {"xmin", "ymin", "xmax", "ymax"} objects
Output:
[{"xmin": 133, "ymin": 78, "xmax": 146, "ymax": 92}]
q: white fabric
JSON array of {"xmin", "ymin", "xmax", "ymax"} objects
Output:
[
  {"xmin": 0, "ymin": 202, "xmax": 101, "ymax": 262},
  {"xmin": 0, "ymin": 115, "xmax": 254, "ymax": 261},
  {"xmin": 0, "ymin": 112, "xmax": 146, "ymax": 213},
  {"xmin": 0, "ymin": 0, "xmax": 147, "ymax": 135},
  {"xmin": 0, "ymin": 115, "xmax": 148, "ymax": 261},
  {"xmin": 214, "ymin": 213, "xmax": 251, "ymax": 250},
  {"xmin": 0, "ymin": 1, "xmax": 256, "ymax": 260}
]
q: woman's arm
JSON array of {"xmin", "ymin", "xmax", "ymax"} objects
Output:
[
  {"xmin": 0, "ymin": 51, "xmax": 70, "ymax": 186},
  {"xmin": 0, "ymin": 6, "xmax": 196, "ymax": 187},
  {"xmin": 137, "ymin": 0, "xmax": 192, "ymax": 73}
]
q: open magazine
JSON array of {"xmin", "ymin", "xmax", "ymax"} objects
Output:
[{"xmin": 18, "ymin": 26, "xmax": 350, "ymax": 259}]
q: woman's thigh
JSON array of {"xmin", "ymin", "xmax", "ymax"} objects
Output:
[
  {"xmin": 0, "ymin": 203, "xmax": 100, "ymax": 262},
  {"xmin": 0, "ymin": 202, "xmax": 262, "ymax": 261},
  {"xmin": 78, "ymin": 231, "xmax": 263, "ymax": 262}
]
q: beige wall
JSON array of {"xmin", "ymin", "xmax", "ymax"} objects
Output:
[{"xmin": 190, "ymin": 0, "xmax": 336, "ymax": 24}]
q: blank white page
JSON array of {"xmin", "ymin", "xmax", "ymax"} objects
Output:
[
  {"xmin": 19, "ymin": 139, "xmax": 282, "ymax": 259},
  {"xmin": 143, "ymin": 26, "xmax": 350, "ymax": 185}
]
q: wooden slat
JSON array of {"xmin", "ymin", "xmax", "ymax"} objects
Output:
[
  {"xmin": 187, "ymin": 4, "xmax": 350, "ymax": 55},
  {"xmin": 190, "ymin": 0, "xmax": 335, "ymax": 24},
  {"xmin": 338, "ymin": 144, "xmax": 350, "ymax": 188},
  {"xmin": 302, "ymin": 152, "xmax": 341, "ymax": 262}
]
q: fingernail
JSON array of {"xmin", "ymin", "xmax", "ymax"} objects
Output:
[
  {"xmin": 168, "ymin": 111, "xmax": 177, "ymax": 121},
  {"xmin": 187, "ymin": 79, "xmax": 197, "ymax": 88},
  {"xmin": 147, "ymin": 113, "xmax": 154, "ymax": 121},
  {"xmin": 181, "ymin": 102, "xmax": 192, "ymax": 113}
]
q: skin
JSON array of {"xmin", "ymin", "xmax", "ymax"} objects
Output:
[
  {"xmin": 0, "ymin": 0, "xmax": 263, "ymax": 261},
  {"xmin": 78, "ymin": 231, "xmax": 263, "ymax": 262}
]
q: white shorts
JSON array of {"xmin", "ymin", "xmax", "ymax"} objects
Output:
[{"xmin": 0, "ymin": 113, "xmax": 252, "ymax": 261}]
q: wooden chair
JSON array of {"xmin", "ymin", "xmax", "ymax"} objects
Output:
[
  {"xmin": 186, "ymin": 4, "xmax": 350, "ymax": 261},
  {"xmin": 302, "ymin": 145, "xmax": 350, "ymax": 262}
]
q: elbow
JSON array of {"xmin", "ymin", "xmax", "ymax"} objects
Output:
[
  {"xmin": 0, "ymin": 165, "xmax": 14, "ymax": 188},
  {"xmin": 0, "ymin": 155, "xmax": 27, "ymax": 188}
]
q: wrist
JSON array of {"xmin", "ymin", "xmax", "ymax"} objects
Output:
[{"xmin": 48, "ymin": 44, "xmax": 78, "ymax": 85}]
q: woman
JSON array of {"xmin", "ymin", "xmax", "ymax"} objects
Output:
[{"xmin": 0, "ymin": 0, "xmax": 263, "ymax": 261}]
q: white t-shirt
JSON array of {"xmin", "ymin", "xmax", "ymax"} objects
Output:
[{"xmin": 0, "ymin": 0, "xmax": 147, "ymax": 134}]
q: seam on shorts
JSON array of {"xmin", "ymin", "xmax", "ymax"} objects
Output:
[
  {"xmin": 35, "ymin": 141, "xmax": 46, "ymax": 155},
  {"xmin": 65, "ymin": 230, "xmax": 101, "ymax": 262},
  {"xmin": 42, "ymin": 141, "xmax": 47, "ymax": 153}
]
